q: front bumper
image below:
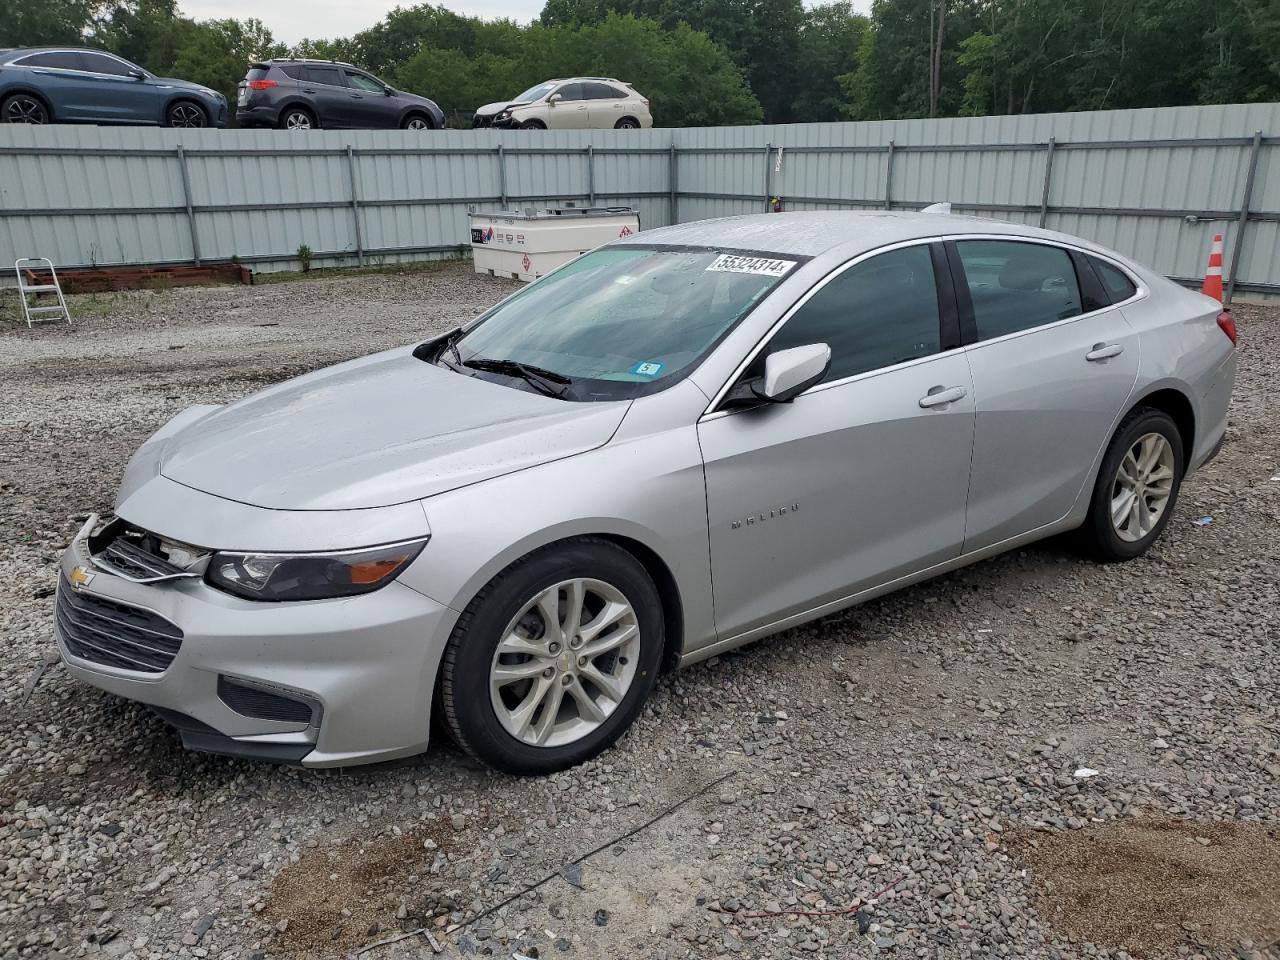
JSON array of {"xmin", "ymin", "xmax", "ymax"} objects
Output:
[{"xmin": 55, "ymin": 519, "xmax": 457, "ymax": 767}]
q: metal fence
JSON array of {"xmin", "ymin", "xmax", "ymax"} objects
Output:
[{"xmin": 1, "ymin": 101, "xmax": 1277, "ymax": 297}]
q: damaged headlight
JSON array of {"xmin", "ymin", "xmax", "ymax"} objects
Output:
[
  {"xmin": 205, "ymin": 539, "xmax": 427, "ymax": 602},
  {"xmin": 497, "ymin": 110, "xmax": 512, "ymax": 121}
]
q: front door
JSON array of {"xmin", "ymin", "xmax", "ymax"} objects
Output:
[
  {"xmin": 949, "ymin": 239, "xmax": 1141, "ymax": 551},
  {"xmin": 299, "ymin": 65, "xmax": 352, "ymax": 128},
  {"xmin": 699, "ymin": 243, "xmax": 976, "ymax": 640},
  {"xmin": 75, "ymin": 52, "xmax": 164, "ymax": 123},
  {"xmin": 548, "ymin": 82, "xmax": 590, "ymax": 129},
  {"xmin": 342, "ymin": 69, "xmax": 396, "ymax": 128}
]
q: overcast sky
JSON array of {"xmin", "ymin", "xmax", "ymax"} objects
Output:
[{"xmin": 180, "ymin": 0, "xmax": 549, "ymax": 45}]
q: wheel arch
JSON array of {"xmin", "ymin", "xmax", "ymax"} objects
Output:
[
  {"xmin": 400, "ymin": 108, "xmax": 435, "ymax": 128},
  {"xmin": 276, "ymin": 100, "xmax": 318, "ymax": 123},
  {"xmin": 615, "ymin": 115, "xmax": 641, "ymax": 128},
  {"xmin": 163, "ymin": 95, "xmax": 210, "ymax": 122},
  {"xmin": 1128, "ymin": 385, "xmax": 1196, "ymax": 471},
  {"xmin": 2, "ymin": 86, "xmax": 55, "ymax": 121}
]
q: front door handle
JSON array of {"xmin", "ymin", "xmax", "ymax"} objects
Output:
[
  {"xmin": 919, "ymin": 385, "xmax": 967, "ymax": 408},
  {"xmin": 1085, "ymin": 342, "xmax": 1124, "ymax": 361}
]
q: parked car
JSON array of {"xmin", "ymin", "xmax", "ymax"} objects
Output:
[
  {"xmin": 236, "ymin": 59, "xmax": 445, "ymax": 130},
  {"xmin": 0, "ymin": 47, "xmax": 227, "ymax": 127},
  {"xmin": 55, "ymin": 211, "xmax": 1234, "ymax": 773},
  {"xmin": 472, "ymin": 78, "xmax": 652, "ymax": 129}
]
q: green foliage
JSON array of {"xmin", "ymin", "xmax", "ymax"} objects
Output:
[
  {"xmin": 297, "ymin": 243, "xmax": 313, "ymax": 272},
  {"xmin": 170, "ymin": 18, "xmax": 286, "ymax": 104}
]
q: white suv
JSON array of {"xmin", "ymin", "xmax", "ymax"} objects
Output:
[{"xmin": 472, "ymin": 78, "xmax": 652, "ymax": 130}]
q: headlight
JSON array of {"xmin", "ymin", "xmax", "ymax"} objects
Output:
[
  {"xmin": 497, "ymin": 110, "xmax": 511, "ymax": 121},
  {"xmin": 205, "ymin": 539, "xmax": 427, "ymax": 602}
]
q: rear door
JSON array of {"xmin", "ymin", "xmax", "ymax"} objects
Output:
[
  {"xmin": 951, "ymin": 237, "xmax": 1140, "ymax": 551},
  {"xmin": 11, "ymin": 52, "xmax": 97, "ymax": 119},
  {"xmin": 76, "ymin": 51, "xmax": 163, "ymax": 123},
  {"xmin": 698, "ymin": 242, "xmax": 976, "ymax": 639},
  {"xmin": 299, "ymin": 65, "xmax": 351, "ymax": 127},
  {"xmin": 584, "ymin": 81, "xmax": 626, "ymax": 127},
  {"xmin": 342, "ymin": 69, "xmax": 396, "ymax": 128}
]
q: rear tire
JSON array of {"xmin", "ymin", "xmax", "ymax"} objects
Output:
[
  {"xmin": 614, "ymin": 116, "xmax": 640, "ymax": 129},
  {"xmin": 2, "ymin": 94, "xmax": 49, "ymax": 124},
  {"xmin": 1081, "ymin": 406, "xmax": 1184, "ymax": 562},
  {"xmin": 166, "ymin": 100, "xmax": 207, "ymax": 128},
  {"xmin": 440, "ymin": 538, "xmax": 663, "ymax": 775},
  {"xmin": 278, "ymin": 107, "xmax": 316, "ymax": 130}
]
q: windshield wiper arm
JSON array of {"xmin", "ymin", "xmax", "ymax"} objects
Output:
[{"xmin": 462, "ymin": 357, "xmax": 573, "ymax": 397}]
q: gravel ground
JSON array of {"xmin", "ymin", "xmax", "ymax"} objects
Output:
[{"xmin": 1, "ymin": 263, "xmax": 1277, "ymax": 960}]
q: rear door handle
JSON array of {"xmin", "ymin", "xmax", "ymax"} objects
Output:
[
  {"xmin": 919, "ymin": 385, "xmax": 967, "ymax": 408},
  {"xmin": 1085, "ymin": 342, "xmax": 1124, "ymax": 361}
]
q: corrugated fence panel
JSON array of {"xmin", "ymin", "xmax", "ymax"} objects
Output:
[{"xmin": 2, "ymin": 102, "xmax": 1278, "ymax": 293}]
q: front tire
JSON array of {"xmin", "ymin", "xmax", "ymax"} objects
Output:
[
  {"xmin": 166, "ymin": 100, "xmax": 207, "ymax": 128},
  {"xmin": 2, "ymin": 94, "xmax": 49, "ymax": 124},
  {"xmin": 1081, "ymin": 407, "xmax": 1184, "ymax": 562},
  {"xmin": 520, "ymin": 118, "xmax": 546, "ymax": 130},
  {"xmin": 402, "ymin": 113, "xmax": 432, "ymax": 130},
  {"xmin": 440, "ymin": 538, "xmax": 663, "ymax": 774}
]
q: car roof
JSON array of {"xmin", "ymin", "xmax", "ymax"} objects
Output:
[{"xmin": 634, "ymin": 210, "xmax": 1085, "ymax": 259}]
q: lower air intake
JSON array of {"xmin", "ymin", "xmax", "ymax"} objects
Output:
[{"xmin": 217, "ymin": 677, "xmax": 315, "ymax": 724}]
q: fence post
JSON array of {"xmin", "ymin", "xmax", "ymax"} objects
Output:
[
  {"xmin": 497, "ymin": 144, "xmax": 508, "ymax": 207},
  {"xmin": 884, "ymin": 140, "xmax": 895, "ymax": 210},
  {"xmin": 1038, "ymin": 136, "xmax": 1056, "ymax": 228},
  {"xmin": 175, "ymin": 145, "xmax": 201, "ymax": 267},
  {"xmin": 1225, "ymin": 130, "xmax": 1263, "ymax": 306},
  {"xmin": 345, "ymin": 145, "xmax": 364, "ymax": 266},
  {"xmin": 669, "ymin": 143, "xmax": 678, "ymax": 225},
  {"xmin": 586, "ymin": 145, "xmax": 595, "ymax": 206},
  {"xmin": 763, "ymin": 142, "xmax": 773, "ymax": 211}
]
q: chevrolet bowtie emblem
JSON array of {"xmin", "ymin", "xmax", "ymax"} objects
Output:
[{"xmin": 69, "ymin": 566, "xmax": 95, "ymax": 590}]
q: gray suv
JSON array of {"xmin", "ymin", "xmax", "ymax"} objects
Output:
[{"xmin": 236, "ymin": 59, "xmax": 444, "ymax": 130}]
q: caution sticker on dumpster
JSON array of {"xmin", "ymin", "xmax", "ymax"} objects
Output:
[{"xmin": 706, "ymin": 254, "xmax": 796, "ymax": 277}]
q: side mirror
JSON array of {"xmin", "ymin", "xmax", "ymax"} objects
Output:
[
  {"xmin": 756, "ymin": 343, "xmax": 832, "ymax": 402},
  {"xmin": 128, "ymin": 69, "xmax": 146, "ymax": 80},
  {"xmin": 548, "ymin": 93, "xmax": 562, "ymax": 106},
  {"xmin": 384, "ymin": 86, "xmax": 394, "ymax": 96}
]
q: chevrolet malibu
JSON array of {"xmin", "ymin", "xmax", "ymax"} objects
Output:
[{"xmin": 56, "ymin": 211, "xmax": 1236, "ymax": 773}]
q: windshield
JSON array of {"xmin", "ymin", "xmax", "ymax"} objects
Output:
[
  {"xmin": 513, "ymin": 82, "xmax": 557, "ymax": 102},
  {"xmin": 450, "ymin": 246, "xmax": 799, "ymax": 401}
]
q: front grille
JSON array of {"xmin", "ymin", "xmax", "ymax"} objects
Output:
[
  {"xmin": 98, "ymin": 538, "xmax": 189, "ymax": 581},
  {"xmin": 217, "ymin": 677, "xmax": 315, "ymax": 724},
  {"xmin": 56, "ymin": 578, "xmax": 184, "ymax": 673}
]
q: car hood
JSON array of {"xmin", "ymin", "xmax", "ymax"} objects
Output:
[
  {"xmin": 156, "ymin": 76, "xmax": 222, "ymax": 98},
  {"xmin": 475, "ymin": 99, "xmax": 530, "ymax": 117},
  {"xmin": 158, "ymin": 347, "xmax": 629, "ymax": 511}
]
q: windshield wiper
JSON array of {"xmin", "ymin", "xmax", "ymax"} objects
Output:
[{"xmin": 462, "ymin": 357, "xmax": 572, "ymax": 398}]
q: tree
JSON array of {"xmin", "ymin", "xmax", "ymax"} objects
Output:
[
  {"xmin": 793, "ymin": 3, "xmax": 868, "ymax": 123},
  {"xmin": 1, "ymin": 0, "xmax": 103, "ymax": 47},
  {"xmin": 169, "ymin": 18, "xmax": 287, "ymax": 104}
]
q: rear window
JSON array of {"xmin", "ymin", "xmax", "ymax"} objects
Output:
[
  {"xmin": 1091, "ymin": 257, "xmax": 1139, "ymax": 303},
  {"xmin": 245, "ymin": 66, "xmax": 271, "ymax": 82}
]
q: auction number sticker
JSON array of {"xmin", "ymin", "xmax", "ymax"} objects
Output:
[{"xmin": 706, "ymin": 254, "xmax": 796, "ymax": 277}]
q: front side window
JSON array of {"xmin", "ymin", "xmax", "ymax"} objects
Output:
[
  {"xmin": 956, "ymin": 240, "xmax": 1082, "ymax": 341},
  {"xmin": 80, "ymin": 52, "xmax": 136, "ymax": 77},
  {"xmin": 346, "ymin": 71, "xmax": 385, "ymax": 93},
  {"xmin": 513, "ymin": 81, "xmax": 557, "ymax": 102},
  {"xmin": 304, "ymin": 66, "xmax": 344, "ymax": 86},
  {"xmin": 766, "ymin": 245, "xmax": 942, "ymax": 384},
  {"xmin": 17, "ymin": 52, "xmax": 86, "ymax": 70},
  {"xmin": 554, "ymin": 83, "xmax": 585, "ymax": 101},
  {"xmin": 448, "ymin": 247, "xmax": 798, "ymax": 401}
]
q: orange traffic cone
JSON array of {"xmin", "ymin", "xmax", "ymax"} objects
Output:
[{"xmin": 1202, "ymin": 233, "xmax": 1224, "ymax": 302}]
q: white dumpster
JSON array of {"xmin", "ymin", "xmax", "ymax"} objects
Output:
[{"xmin": 470, "ymin": 206, "xmax": 640, "ymax": 282}]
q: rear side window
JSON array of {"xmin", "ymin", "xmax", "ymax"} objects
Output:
[
  {"xmin": 274, "ymin": 64, "xmax": 305, "ymax": 80},
  {"xmin": 585, "ymin": 82, "xmax": 625, "ymax": 99},
  {"xmin": 768, "ymin": 245, "xmax": 942, "ymax": 383},
  {"xmin": 17, "ymin": 52, "xmax": 85, "ymax": 69},
  {"xmin": 955, "ymin": 240, "xmax": 1082, "ymax": 341},
  {"xmin": 1091, "ymin": 257, "xmax": 1138, "ymax": 303},
  {"xmin": 303, "ymin": 66, "xmax": 344, "ymax": 86}
]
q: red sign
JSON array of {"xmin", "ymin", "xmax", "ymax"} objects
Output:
[
  {"xmin": 619, "ymin": 225, "xmax": 633, "ymax": 237},
  {"xmin": 521, "ymin": 253, "xmax": 531, "ymax": 273}
]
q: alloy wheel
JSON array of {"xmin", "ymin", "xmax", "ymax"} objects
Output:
[
  {"xmin": 168, "ymin": 103, "xmax": 206, "ymax": 128},
  {"xmin": 406, "ymin": 117, "xmax": 429, "ymax": 130},
  {"xmin": 5, "ymin": 97, "xmax": 46, "ymax": 124},
  {"xmin": 489, "ymin": 578, "xmax": 640, "ymax": 747},
  {"xmin": 285, "ymin": 112, "xmax": 312, "ymax": 130},
  {"xmin": 1111, "ymin": 431, "xmax": 1176, "ymax": 542}
]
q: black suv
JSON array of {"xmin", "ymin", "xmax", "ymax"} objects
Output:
[{"xmin": 236, "ymin": 60, "xmax": 444, "ymax": 130}]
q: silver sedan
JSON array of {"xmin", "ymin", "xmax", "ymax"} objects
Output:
[{"xmin": 55, "ymin": 212, "xmax": 1237, "ymax": 772}]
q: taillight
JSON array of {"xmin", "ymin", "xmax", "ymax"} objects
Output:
[
  {"xmin": 247, "ymin": 79, "xmax": 277, "ymax": 91},
  {"xmin": 1216, "ymin": 310, "xmax": 1238, "ymax": 346}
]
